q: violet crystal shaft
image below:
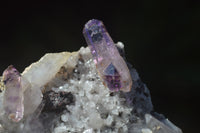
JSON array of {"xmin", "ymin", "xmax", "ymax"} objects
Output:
[
  {"xmin": 2, "ymin": 65, "xmax": 24, "ymax": 122},
  {"xmin": 83, "ymin": 19, "xmax": 132, "ymax": 92}
]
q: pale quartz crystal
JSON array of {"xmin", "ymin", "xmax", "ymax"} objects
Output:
[
  {"xmin": 83, "ymin": 19, "xmax": 132, "ymax": 92},
  {"xmin": 2, "ymin": 65, "xmax": 24, "ymax": 122},
  {"xmin": 145, "ymin": 114, "xmax": 183, "ymax": 133}
]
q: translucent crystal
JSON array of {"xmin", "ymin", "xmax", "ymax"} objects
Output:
[
  {"xmin": 83, "ymin": 19, "xmax": 132, "ymax": 92},
  {"xmin": 145, "ymin": 114, "xmax": 182, "ymax": 133},
  {"xmin": 2, "ymin": 65, "xmax": 24, "ymax": 122}
]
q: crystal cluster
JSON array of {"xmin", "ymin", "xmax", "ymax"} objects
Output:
[
  {"xmin": 83, "ymin": 19, "xmax": 132, "ymax": 92},
  {"xmin": 0, "ymin": 20, "xmax": 183, "ymax": 133}
]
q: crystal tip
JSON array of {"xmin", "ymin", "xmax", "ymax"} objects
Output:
[{"xmin": 2, "ymin": 65, "xmax": 20, "ymax": 85}]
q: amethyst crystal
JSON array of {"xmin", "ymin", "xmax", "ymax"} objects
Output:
[
  {"xmin": 83, "ymin": 19, "xmax": 132, "ymax": 92},
  {"xmin": 2, "ymin": 65, "xmax": 24, "ymax": 122}
]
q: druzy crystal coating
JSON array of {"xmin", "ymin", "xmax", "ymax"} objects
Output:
[
  {"xmin": 83, "ymin": 19, "xmax": 132, "ymax": 92},
  {"xmin": 2, "ymin": 65, "xmax": 24, "ymax": 122}
]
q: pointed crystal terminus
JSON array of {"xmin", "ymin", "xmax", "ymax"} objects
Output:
[
  {"xmin": 2, "ymin": 65, "xmax": 24, "ymax": 122},
  {"xmin": 83, "ymin": 19, "xmax": 132, "ymax": 92}
]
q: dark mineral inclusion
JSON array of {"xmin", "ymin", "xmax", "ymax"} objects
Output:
[{"xmin": 42, "ymin": 91, "xmax": 75, "ymax": 113}]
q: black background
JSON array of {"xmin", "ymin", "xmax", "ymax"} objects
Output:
[{"xmin": 0, "ymin": 1, "xmax": 199, "ymax": 132}]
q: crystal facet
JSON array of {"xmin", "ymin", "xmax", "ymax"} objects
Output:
[
  {"xmin": 103, "ymin": 63, "xmax": 121, "ymax": 91},
  {"xmin": 2, "ymin": 65, "xmax": 24, "ymax": 122},
  {"xmin": 83, "ymin": 19, "xmax": 132, "ymax": 92}
]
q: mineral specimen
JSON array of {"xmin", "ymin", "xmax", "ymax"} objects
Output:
[
  {"xmin": 83, "ymin": 19, "xmax": 132, "ymax": 92},
  {"xmin": 2, "ymin": 65, "xmax": 24, "ymax": 122},
  {"xmin": 0, "ymin": 43, "xmax": 182, "ymax": 133},
  {"xmin": 0, "ymin": 22, "xmax": 183, "ymax": 132}
]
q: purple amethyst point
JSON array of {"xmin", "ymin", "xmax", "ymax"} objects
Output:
[
  {"xmin": 2, "ymin": 65, "xmax": 24, "ymax": 122},
  {"xmin": 83, "ymin": 19, "xmax": 132, "ymax": 92}
]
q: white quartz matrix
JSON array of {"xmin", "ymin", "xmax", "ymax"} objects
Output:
[
  {"xmin": 0, "ymin": 43, "xmax": 183, "ymax": 133},
  {"xmin": 54, "ymin": 46, "xmax": 132, "ymax": 133}
]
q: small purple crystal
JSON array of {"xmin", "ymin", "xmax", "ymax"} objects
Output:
[
  {"xmin": 2, "ymin": 65, "xmax": 24, "ymax": 122},
  {"xmin": 83, "ymin": 19, "xmax": 132, "ymax": 92}
]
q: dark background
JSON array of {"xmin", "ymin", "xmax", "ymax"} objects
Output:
[{"xmin": 0, "ymin": 1, "xmax": 199, "ymax": 132}]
